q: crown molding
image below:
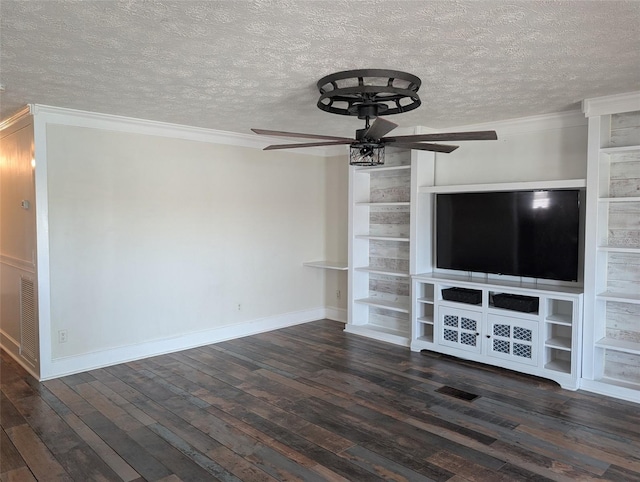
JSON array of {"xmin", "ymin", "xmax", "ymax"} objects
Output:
[
  {"xmin": 0, "ymin": 105, "xmax": 32, "ymax": 131},
  {"xmin": 23, "ymin": 103, "xmax": 596, "ymax": 154},
  {"xmin": 582, "ymin": 91, "xmax": 640, "ymax": 117},
  {"xmin": 436, "ymin": 109, "xmax": 587, "ymax": 135},
  {"xmin": 29, "ymin": 104, "xmax": 343, "ymax": 157}
]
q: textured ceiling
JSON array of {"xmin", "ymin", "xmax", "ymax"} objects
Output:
[{"xmin": 1, "ymin": 1, "xmax": 639, "ymax": 137}]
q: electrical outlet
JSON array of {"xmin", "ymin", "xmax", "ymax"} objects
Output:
[
  {"xmin": 237, "ymin": 303, "xmax": 241, "ymax": 311},
  {"xmin": 58, "ymin": 330, "xmax": 68, "ymax": 343},
  {"xmin": 336, "ymin": 290, "xmax": 341, "ymax": 300}
]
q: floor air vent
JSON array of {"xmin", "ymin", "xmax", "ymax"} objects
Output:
[{"xmin": 435, "ymin": 385, "xmax": 479, "ymax": 401}]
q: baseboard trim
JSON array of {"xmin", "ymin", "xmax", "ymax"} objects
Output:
[
  {"xmin": 343, "ymin": 324, "xmax": 411, "ymax": 347},
  {"xmin": 41, "ymin": 307, "xmax": 326, "ymax": 380},
  {"xmin": 579, "ymin": 379, "xmax": 640, "ymax": 404},
  {"xmin": 0, "ymin": 330, "xmax": 40, "ymax": 379},
  {"xmin": 325, "ymin": 307, "xmax": 347, "ymax": 323}
]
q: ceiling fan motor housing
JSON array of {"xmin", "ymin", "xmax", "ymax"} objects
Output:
[{"xmin": 352, "ymin": 102, "xmax": 384, "ymax": 120}]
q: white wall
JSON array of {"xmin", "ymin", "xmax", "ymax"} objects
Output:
[
  {"xmin": 323, "ymin": 155, "xmax": 349, "ymax": 315},
  {"xmin": 39, "ymin": 117, "xmax": 344, "ymax": 376},
  {"xmin": 434, "ymin": 112, "xmax": 588, "ymax": 185}
]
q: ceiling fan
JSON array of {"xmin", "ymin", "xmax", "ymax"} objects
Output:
[{"xmin": 252, "ymin": 69, "xmax": 497, "ymax": 166}]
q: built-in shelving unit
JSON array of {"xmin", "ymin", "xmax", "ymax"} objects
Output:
[
  {"xmin": 346, "ymin": 148, "xmax": 414, "ymax": 345},
  {"xmin": 346, "ymin": 129, "xmax": 591, "ymax": 390},
  {"xmin": 582, "ymin": 91, "xmax": 640, "ymax": 402},
  {"xmin": 346, "ymin": 144, "xmax": 436, "ymax": 346},
  {"xmin": 412, "ymin": 273, "xmax": 583, "ymax": 389}
]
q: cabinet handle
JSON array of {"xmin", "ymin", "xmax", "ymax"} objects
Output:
[{"xmin": 486, "ymin": 335, "xmax": 491, "ymax": 338}]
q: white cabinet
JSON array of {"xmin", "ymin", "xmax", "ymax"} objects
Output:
[
  {"xmin": 411, "ymin": 275, "xmax": 583, "ymax": 390},
  {"xmin": 487, "ymin": 315, "xmax": 538, "ymax": 366},
  {"xmin": 583, "ymin": 92, "xmax": 640, "ymax": 402},
  {"xmin": 439, "ymin": 306, "xmax": 482, "ymax": 353}
]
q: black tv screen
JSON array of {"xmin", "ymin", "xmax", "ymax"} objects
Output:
[{"xmin": 436, "ymin": 190, "xmax": 580, "ymax": 282}]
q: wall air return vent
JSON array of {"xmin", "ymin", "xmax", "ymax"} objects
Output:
[{"xmin": 20, "ymin": 276, "xmax": 38, "ymax": 366}]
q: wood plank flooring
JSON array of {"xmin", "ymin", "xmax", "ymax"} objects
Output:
[{"xmin": 2, "ymin": 319, "xmax": 640, "ymax": 481}]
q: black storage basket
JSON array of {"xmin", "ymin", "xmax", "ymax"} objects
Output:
[
  {"xmin": 441, "ymin": 287, "xmax": 482, "ymax": 305},
  {"xmin": 492, "ymin": 293, "xmax": 539, "ymax": 313}
]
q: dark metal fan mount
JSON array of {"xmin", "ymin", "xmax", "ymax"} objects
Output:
[{"xmin": 252, "ymin": 69, "xmax": 497, "ymax": 166}]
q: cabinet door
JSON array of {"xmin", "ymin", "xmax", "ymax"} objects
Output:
[
  {"xmin": 438, "ymin": 306, "xmax": 482, "ymax": 353},
  {"xmin": 487, "ymin": 315, "xmax": 538, "ymax": 366}
]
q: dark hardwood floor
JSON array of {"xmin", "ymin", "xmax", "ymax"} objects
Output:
[{"xmin": 2, "ymin": 319, "xmax": 640, "ymax": 481}]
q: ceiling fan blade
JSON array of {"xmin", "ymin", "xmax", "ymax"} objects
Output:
[
  {"xmin": 363, "ymin": 117, "xmax": 398, "ymax": 140},
  {"xmin": 392, "ymin": 142, "xmax": 459, "ymax": 153},
  {"xmin": 252, "ymin": 128, "xmax": 353, "ymax": 142},
  {"xmin": 382, "ymin": 130, "xmax": 498, "ymax": 143},
  {"xmin": 263, "ymin": 140, "xmax": 353, "ymax": 151}
]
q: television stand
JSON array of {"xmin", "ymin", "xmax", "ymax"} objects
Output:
[{"xmin": 411, "ymin": 273, "xmax": 583, "ymax": 390}]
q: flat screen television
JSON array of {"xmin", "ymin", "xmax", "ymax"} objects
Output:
[{"xmin": 436, "ymin": 189, "xmax": 581, "ymax": 282}]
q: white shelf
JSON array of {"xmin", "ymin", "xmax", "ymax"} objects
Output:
[
  {"xmin": 413, "ymin": 272, "xmax": 584, "ymax": 296},
  {"xmin": 598, "ymin": 246, "xmax": 640, "ymax": 253},
  {"xmin": 595, "ymin": 337, "xmax": 640, "ymax": 355},
  {"xmin": 354, "ymin": 297, "xmax": 410, "ymax": 313},
  {"xmin": 344, "ymin": 324, "xmax": 410, "ymax": 346},
  {"xmin": 417, "ymin": 296, "xmax": 434, "ymax": 304},
  {"xmin": 355, "ymin": 165, "xmax": 411, "ymax": 173},
  {"xmin": 545, "ymin": 337, "xmax": 572, "ymax": 351},
  {"xmin": 303, "ymin": 260, "xmax": 348, "ymax": 270},
  {"xmin": 355, "ymin": 235, "xmax": 410, "ymax": 242},
  {"xmin": 417, "ymin": 316, "xmax": 434, "ymax": 324},
  {"xmin": 595, "ymin": 376, "xmax": 640, "ymax": 392},
  {"xmin": 355, "ymin": 266, "xmax": 409, "ymax": 277},
  {"xmin": 597, "ymin": 291, "xmax": 640, "ymax": 304},
  {"xmin": 545, "ymin": 359, "xmax": 571, "ymax": 374},
  {"xmin": 598, "ymin": 196, "xmax": 640, "ymax": 203},
  {"xmin": 601, "ymin": 145, "xmax": 640, "ymax": 154},
  {"xmin": 419, "ymin": 179, "xmax": 586, "ymax": 194},
  {"xmin": 545, "ymin": 314, "xmax": 572, "ymax": 326},
  {"xmin": 355, "ymin": 201, "xmax": 410, "ymax": 207}
]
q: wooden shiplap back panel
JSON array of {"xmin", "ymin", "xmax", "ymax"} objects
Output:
[
  {"xmin": 369, "ymin": 273, "xmax": 410, "ymax": 298},
  {"xmin": 609, "ymin": 157, "xmax": 640, "ymax": 198},
  {"xmin": 369, "ymin": 170, "xmax": 410, "ymax": 202},
  {"xmin": 369, "ymin": 307, "xmax": 410, "ymax": 332},
  {"xmin": 604, "ymin": 351, "xmax": 640, "ymax": 384},
  {"xmin": 382, "ymin": 147, "xmax": 411, "ymax": 168},
  {"xmin": 369, "ymin": 206, "xmax": 410, "ymax": 237},
  {"xmin": 609, "ymin": 111, "xmax": 640, "ymax": 147},
  {"xmin": 606, "ymin": 301, "xmax": 640, "ymax": 344},
  {"xmin": 369, "ymin": 240, "xmax": 410, "ymax": 272},
  {"xmin": 369, "ymin": 272, "xmax": 411, "ymax": 331},
  {"xmin": 608, "ymin": 201, "xmax": 640, "ymax": 248},
  {"xmin": 606, "ymin": 253, "xmax": 640, "ymax": 296},
  {"xmin": 366, "ymin": 147, "xmax": 411, "ymax": 331}
]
